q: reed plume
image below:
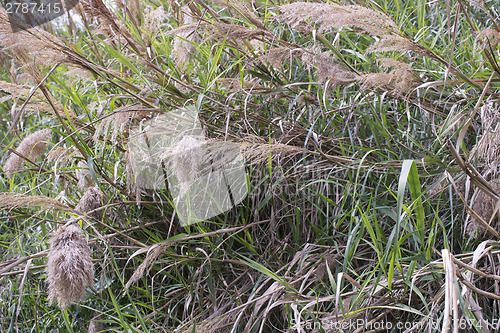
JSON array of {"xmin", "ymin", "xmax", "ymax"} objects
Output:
[
  {"xmin": 46, "ymin": 219, "xmax": 93, "ymax": 309},
  {"xmin": 0, "ymin": 193, "xmax": 72, "ymax": 211},
  {"xmin": 468, "ymin": 102, "xmax": 500, "ymax": 236},
  {"xmin": 367, "ymin": 36, "xmax": 420, "ymax": 54},
  {"xmin": 279, "ymin": 3, "xmax": 418, "ymax": 55},
  {"xmin": 76, "ymin": 161, "xmax": 96, "ymax": 190},
  {"xmin": 279, "ymin": 3, "xmax": 400, "ymax": 37},
  {"xmin": 473, "ymin": 102, "xmax": 500, "ymax": 172},
  {"xmin": 171, "ymin": 135, "xmax": 204, "ymax": 196},
  {"xmin": 0, "ymin": 7, "xmax": 69, "ymax": 72},
  {"xmin": 302, "ymin": 49, "xmax": 357, "ymax": 85},
  {"xmin": 172, "ymin": 6, "xmax": 198, "ymax": 69},
  {"xmin": 256, "ymin": 47, "xmax": 305, "ymax": 69},
  {"xmin": 75, "ymin": 186, "xmax": 107, "ymax": 221},
  {"xmin": 210, "ymin": 0, "xmax": 265, "ymax": 30},
  {"xmin": 359, "ymin": 58, "xmax": 418, "ymax": 93},
  {"xmin": 93, "ymin": 105, "xmax": 150, "ymax": 143},
  {"xmin": 217, "ymin": 77, "xmax": 265, "ymax": 93},
  {"xmin": 79, "ymin": 0, "xmax": 143, "ymax": 53},
  {"xmin": 4, "ymin": 129, "xmax": 51, "ymax": 178},
  {"xmin": 470, "ymin": 178, "xmax": 500, "ymax": 236},
  {"xmin": 257, "ymin": 47, "xmax": 356, "ymax": 86},
  {"xmin": 87, "ymin": 320, "xmax": 104, "ymax": 333},
  {"xmin": 143, "ymin": 5, "xmax": 168, "ymax": 38},
  {"xmin": 47, "ymin": 147, "xmax": 80, "ymax": 166},
  {"xmin": 475, "ymin": 28, "xmax": 500, "ymax": 51}
]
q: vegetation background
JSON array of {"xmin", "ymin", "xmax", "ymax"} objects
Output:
[{"xmin": 0, "ymin": 0, "xmax": 500, "ymax": 332}]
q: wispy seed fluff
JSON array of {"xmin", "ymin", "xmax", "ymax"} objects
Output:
[
  {"xmin": 171, "ymin": 135, "xmax": 204, "ymax": 196},
  {"xmin": 4, "ymin": 129, "xmax": 51, "ymax": 178},
  {"xmin": 75, "ymin": 186, "xmax": 107, "ymax": 221},
  {"xmin": 46, "ymin": 219, "xmax": 93, "ymax": 309},
  {"xmin": 76, "ymin": 160, "xmax": 96, "ymax": 190}
]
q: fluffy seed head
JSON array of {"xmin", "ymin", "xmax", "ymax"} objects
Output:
[
  {"xmin": 87, "ymin": 320, "xmax": 104, "ymax": 333},
  {"xmin": 279, "ymin": 3, "xmax": 400, "ymax": 37},
  {"xmin": 469, "ymin": 178, "xmax": 500, "ymax": 237},
  {"xmin": 76, "ymin": 161, "xmax": 96, "ymax": 190},
  {"xmin": 75, "ymin": 186, "xmax": 107, "ymax": 221},
  {"xmin": 4, "ymin": 129, "xmax": 51, "ymax": 178},
  {"xmin": 359, "ymin": 58, "xmax": 417, "ymax": 93},
  {"xmin": 475, "ymin": 28, "xmax": 500, "ymax": 52},
  {"xmin": 46, "ymin": 220, "xmax": 93, "ymax": 309},
  {"xmin": 171, "ymin": 135, "xmax": 204, "ymax": 196},
  {"xmin": 172, "ymin": 6, "xmax": 198, "ymax": 69},
  {"xmin": 474, "ymin": 102, "xmax": 500, "ymax": 173}
]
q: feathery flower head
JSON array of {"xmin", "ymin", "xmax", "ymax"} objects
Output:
[
  {"xmin": 4, "ymin": 129, "xmax": 51, "ymax": 178},
  {"xmin": 46, "ymin": 218, "xmax": 93, "ymax": 309}
]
